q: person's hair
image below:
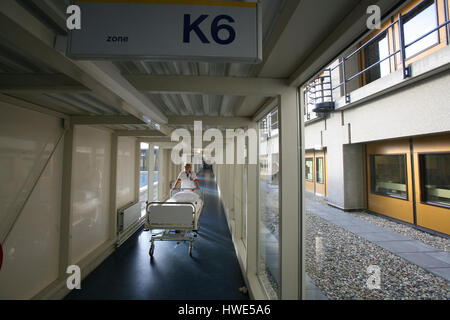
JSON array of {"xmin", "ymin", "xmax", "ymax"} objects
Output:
[{"xmin": 185, "ymin": 163, "xmax": 192, "ymax": 167}]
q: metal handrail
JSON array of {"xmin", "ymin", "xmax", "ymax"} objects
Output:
[
  {"xmin": 306, "ymin": 69, "xmax": 333, "ymax": 104},
  {"xmin": 304, "ymin": 0, "xmax": 449, "ymax": 117},
  {"xmin": 346, "ymin": 23, "xmax": 395, "ymax": 61},
  {"xmin": 405, "ymin": 19, "xmax": 450, "ymax": 48},
  {"xmin": 347, "ymin": 49, "xmax": 399, "ymax": 82}
]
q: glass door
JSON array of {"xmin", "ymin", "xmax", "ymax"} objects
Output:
[{"xmin": 258, "ymin": 108, "xmax": 280, "ymax": 299}]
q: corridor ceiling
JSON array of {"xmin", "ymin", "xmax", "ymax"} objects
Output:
[{"xmin": 0, "ymin": 0, "xmax": 403, "ymax": 135}]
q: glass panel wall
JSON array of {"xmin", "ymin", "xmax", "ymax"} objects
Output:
[
  {"xmin": 364, "ymin": 29, "xmax": 391, "ymax": 84},
  {"xmin": 419, "ymin": 153, "xmax": 450, "ymax": 207},
  {"xmin": 140, "ymin": 143, "xmax": 149, "ymax": 215},
  {"xmin": 242, "ymin": 143, "xmax": 248, "ymax": 248},
  {"xmin": 258, "ymin": 108, "xmax": 280, "ymax": 299},
  {"xmin": 371, "ymin": 154, "xmax": 407, "ymax": 199}
]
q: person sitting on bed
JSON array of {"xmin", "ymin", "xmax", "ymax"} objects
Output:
[{"xmin": 172, "ymin": 163, "xmax": 200, "ymax": 191}]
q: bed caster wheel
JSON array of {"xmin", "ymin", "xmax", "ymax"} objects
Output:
[{"xmin": 149, "ymin": 244, "xmax": 155, "ymax": 257}]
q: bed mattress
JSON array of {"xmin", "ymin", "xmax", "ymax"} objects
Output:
[{"xmin": 166, "ymin": 191, "xmax": 203, "ymax": 228}]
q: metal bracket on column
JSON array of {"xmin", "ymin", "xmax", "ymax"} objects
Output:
[{"xmin": 403, "ymin": 65, "xmax": 411, "ymax": 79}]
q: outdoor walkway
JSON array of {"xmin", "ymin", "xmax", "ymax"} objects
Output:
[
  {"xmin": 65, "ymin": 169, "xmax": 249, "ymax": 300},
  {"xmin": 306, "ymin": 198, "xmax": 450, "ymax": 282}
]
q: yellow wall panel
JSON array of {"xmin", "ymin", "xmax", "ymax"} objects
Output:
[
  {"xmin": 315, "ymin": 150, "xmax": 326, "ymax": 196},
  {"xmin": 416, "ymin": 202, "xmax": 450, "ymax": 235},
  {"xmin": 0, "ymin": 104, "xmax": 63, "ymax": 299},
  {"xmin": 412, "ymin": 134, "xmax": 450, "ymax": 235},
  {"xmin": 70, "ymin": 126, "xmax": 112, "ymax": 264},
  {"xmin": 367, "ymin": 139, "xmax": 415, "ymax": 224},
  {"xmin": 304, "ymin": 149, "xmax": 328, "ymax": 197},
  {"xmin": 367, "ymin": 135, "xmax": 449, "ymax": 234}
]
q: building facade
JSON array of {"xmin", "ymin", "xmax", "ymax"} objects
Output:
[{"xmin": 303, "ymin": 0, "xmax": 450, "ymax": 236}]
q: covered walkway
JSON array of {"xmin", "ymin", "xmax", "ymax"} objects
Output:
[{"xmin": 66, "ymin": 170, "xmax": 248, "ymax": 300}]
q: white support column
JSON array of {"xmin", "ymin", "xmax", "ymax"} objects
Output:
[
  {"xmin": 58, "ymin": 121, "xmax": 74, "ymax": 278},
  {"xmin": 299, "ymin": 87, "xmax": 307, "ymax": 300},
  {"xmin": 224, "ymin": 164, "xmax": 230, "ymax": 218},
  {"xmin": 279, "ymin": 89, "xmax": 301, "ymax": 300},
  {"xmin": 230, "ymin": 164, "xmax": 235, "ymax": 220},
  {"xmin": 148, "ymin": 144, "xmax": 155, "ymax": 202},
  {"xmin": 109, "ymin": 133, "xmax": 118, "ymax": 240},
  {"xmin": 161, "ymin": 149, "xmax": 170, "ymax": 201},
  {"xmin": 134, "ymin": 140, "xmax": 140, "ymax": 203},
  {"xmin": 245, "ymin": 122, "xmax": 266, "ymax": 299},
  {"xmin": 158, "ymin": 148, "xmax": 163, "ymax": 201},
  {"xmin": 234, "ymin": 164, "xmax": 243, "ymax": 242},
  {"xmin": 160, "ymin": 149, "xmax": 167, "ymax": 200}
]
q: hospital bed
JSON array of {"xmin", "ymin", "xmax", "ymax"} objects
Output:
[{"xmin": 145, "ymin": 188, "xmax": 203, "ymax": 257}]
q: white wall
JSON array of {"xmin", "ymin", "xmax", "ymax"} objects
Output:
[
  {"xmin": 0, "ymin": 104, "xmax": 63, "ymax": 299},
  {"xmin": 304, "ymin": 120, "xmax": 325, "ymax": 150},
  {"xmin": 345, "ymin": 71, "xmax": 450, "ymax": 143},
  {"xmin": 70, "ymin": 126, "xmax": 111, "ymax": 264},
  {"xmin": 322, "ymin": 112, "xmax": 346, "ymax": 207},
  {"xmin": 116, "ymin": 137, "xmax": 136, "ymax": 209}
]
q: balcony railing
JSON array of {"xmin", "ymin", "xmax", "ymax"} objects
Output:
[{"xmin": 304, "ymin": 0, "xmax": 450, "ymax": 121}]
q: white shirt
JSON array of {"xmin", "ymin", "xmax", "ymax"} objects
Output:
[{"xmin": 176, "ymin": 170, "xmax": 198, "ymax": 189}]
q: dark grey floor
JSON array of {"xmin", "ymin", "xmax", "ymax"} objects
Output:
[{"xmin": 65, "ymin": 169, "xmax": 249, "ymax": 300}]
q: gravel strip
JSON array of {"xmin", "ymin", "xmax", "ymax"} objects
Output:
[
  {"xmin": 305, "ymin": 211, "xmax": 450, "ymax": 300},
  {"xmin": 306, "ymin": 193, "xmax": 449, "ymax": 252}
]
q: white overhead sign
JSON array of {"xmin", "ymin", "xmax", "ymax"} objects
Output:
[{"xmin": 67, "ymin": 0, "xmax": 261, "ymax": 63}]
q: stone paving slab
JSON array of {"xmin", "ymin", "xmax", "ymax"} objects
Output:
[
  {"xmin": 305, "ymin": 274, "xmax": 328, "ymax": 300},
  {"xmin": 374, "ymin": 240, "xmax": 441, "ymax": 254},
  {"xmin": 359, "ymin": 231, "xmax": 411, "ymax": 242},
  {"xmin": 305, "ymin": 289, "xmax": 328, "ymax": 300},
  {"xmin": 325, "ymin": 218, "xmax": 362, "ymax": 226},
  {"xmin": 397, "ymin": 252, "xmax": 450, "ymax": 269},
  {"xmin": 426, "ymin": 251, "xmax": 450, "ymax": 265},
  {"xmin": 344, "ymin": 223, "xmax": 387, "ymax": 234},
  {"xmin": 427, "ymin": 268, "xmax": 450, "ymax": 281}
]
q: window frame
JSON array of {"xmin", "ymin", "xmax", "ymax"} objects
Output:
[
  {"xmin": 305, "ymin": 157, "xmax": 314, "ymax": 182},
  {"xmin": 316, "ymin": 157, "xmax": 325, "ymax": 184},
  {"xmin": 370, "ymin": 153, "xmax": 409, "ymax": 201},
  {"xmin": 402, "ymin": 0, "xmax": 442, "ymax": 61},
  {"xmin": 394, "ymin": 0, "xmax": 448, "ymax": 66},
  {"xmin": 418, "ymin": 151, "xmax": 450, "ymax": 209}
]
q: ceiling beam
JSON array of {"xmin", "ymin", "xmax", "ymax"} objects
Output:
[
  {"xmin": 71, "ymin": 115, "xmax": 146, "ymax": 125},
  {"xmin": 252, "ymin": 97, "xmax": 278, "ymax": 122},
  {"xmin": 253, "ymin": 0, "xmax": 303, "ymax": 77},
  {"xmin": 0, "ymin": 1, "xmax": 168, "ymax": 126},
  {"xmin": 0, "ymin": 74, "xmax": 87, "ymax": 93},
  {"xmin": 168, "ymin": 116, "xmax": 253, "ymax": 127},
  {"xmin": 288, "ymin": 0, "xmax": 402, "ymax": 87},
  {"xmin": 124, "ymin": 75, "xmax": 288, "ymax": 96},
  {"xmin": 115, "ymin": 130, "xmax": 167, "ymax": 137},
  {"xmin": 3, "ymin": 92, "xmax": 84, "ymax": 115},
  {"xmin": 29, "ymin": 0, "xmax": 68, "ymax": 34},
  {"xmin": 0, "ymin": 93, "xmax": 68, "ymax": 119},
  {"xmin": 234, "ymin": 0, "xmax": 303, "ymax": 116},
  {"xmin": 75, "ymin": 61, "xmax": 168, "ymax": 124}
]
